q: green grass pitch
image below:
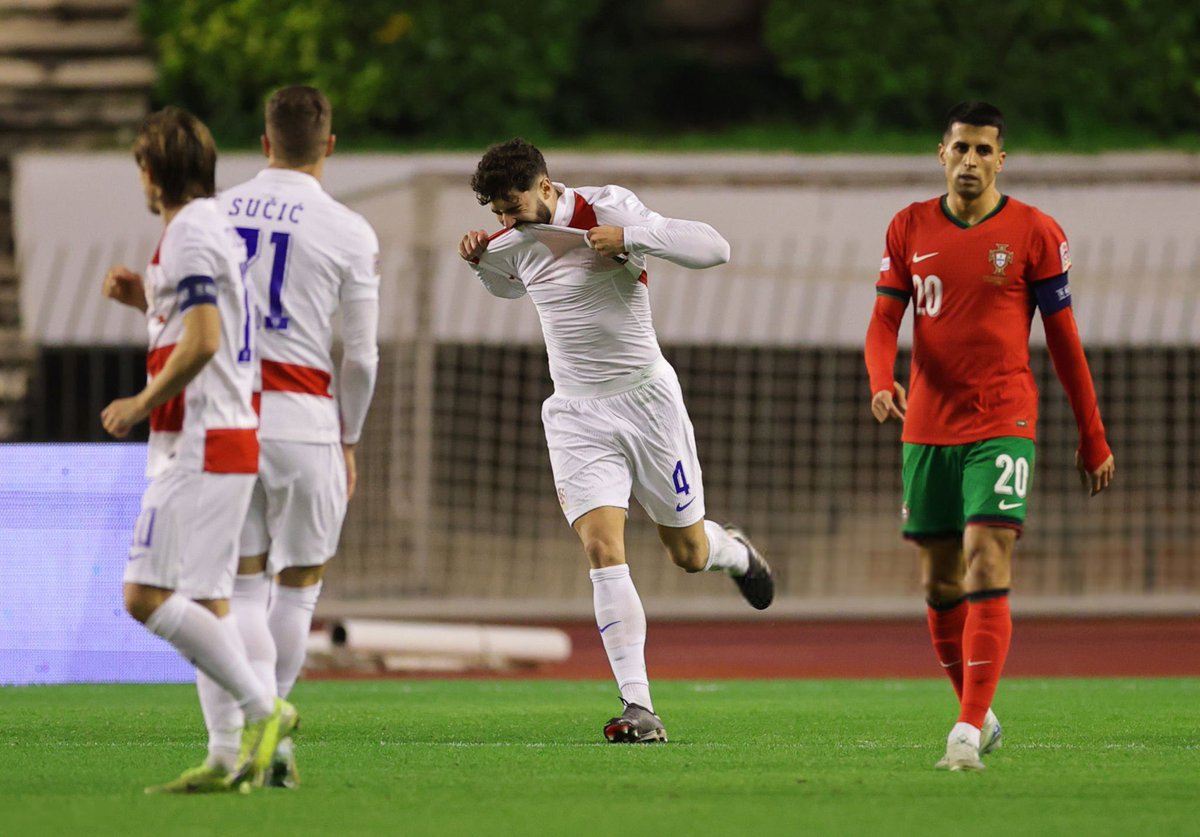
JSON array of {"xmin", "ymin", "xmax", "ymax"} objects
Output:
[{"xmin": 2, "ymin": 678, "xmax": 1197, "ymax": 837}]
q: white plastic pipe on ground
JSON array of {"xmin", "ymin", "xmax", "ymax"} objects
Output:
[{"xmin": 310, "ymin": 619, "xmax": 572, "ymax": 670}]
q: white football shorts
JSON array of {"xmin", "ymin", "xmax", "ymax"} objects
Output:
[
  {"xmin": 239, "ymin": 440, "xmax": 348, "ymax": 573},
  {"xmin": 125, "ymin": 466, "xmax": 255, "ymax": 600},
  {"xmin": 542, "ymin": 359, "xmax": 705, "ymax": 528}
]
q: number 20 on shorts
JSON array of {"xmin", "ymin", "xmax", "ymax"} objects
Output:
[{"xmin": 994, "ymin": 454, "xmax": 1029, "ymax": 498}]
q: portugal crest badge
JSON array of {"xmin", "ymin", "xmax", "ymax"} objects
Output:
[{"xmin": 985, "ymin": 243, "xmax": 1014, "ymax": 285}]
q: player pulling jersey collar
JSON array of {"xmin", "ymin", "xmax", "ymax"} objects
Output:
[
  {"xmin": 550, "ymin": 184, "xmax": 571, "ymax": 224},
  {"xmin": 460, "ymin": 139, "xmax": 772, "ymax": 745}
]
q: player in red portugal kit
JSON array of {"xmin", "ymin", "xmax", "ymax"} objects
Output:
[{"xmin": 864, "ymin": 101, "xmax": 1115, "ymax": 771}]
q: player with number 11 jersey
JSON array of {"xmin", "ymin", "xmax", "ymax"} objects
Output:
[
  {"xmin": 207, "ymin": 87, "xmax": 380, "ymax": 788},
  {"xmin": 223, "ymin": 169, "xmax": 379, "ymax": 448}
]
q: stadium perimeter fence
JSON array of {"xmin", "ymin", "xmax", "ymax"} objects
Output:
[{"xmin": 14, "ymin": 153, "xmax": 1200, "ymax": 619}]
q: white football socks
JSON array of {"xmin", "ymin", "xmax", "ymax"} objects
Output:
[
  {"xmin": 589, "ymin": 564, "xmax": 653, "ymax": 712},
  {"xmin": 269, "ymin": 581, "xmax": 322, "ymax": 700},
  {"xmin": 144, "ymin": 593, "xmax": 273, "ymax": 721},
  {"xmin": 232, "ymin": 573, "xmax": 278, "ymax": 696},
  {"xmin": 195, "ymin": 573, "xmax": 279, "ymax": 768},
  {"xmin": 196, "ymin": 671, "xmax": 241, "ymax": 771},
  {"xmin": 702, "ymin": 520, "xmax": 750, "ymax": 575}
]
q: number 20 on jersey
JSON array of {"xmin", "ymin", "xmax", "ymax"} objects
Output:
[{"xmin": 913, "ymin": 274, "xmax": 942, "ymax": 317}]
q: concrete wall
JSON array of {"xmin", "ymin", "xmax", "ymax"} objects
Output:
[{"xmin": 15, "ymin": 151, "xmax": 1200, "ymax": 347}]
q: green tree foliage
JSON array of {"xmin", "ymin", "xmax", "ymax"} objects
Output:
[
  {"xmin": 138, "ymin": 0, "xmax": 600, "ymax": 142},
  {"xmin": 764, "ymin": 0, "xmax": 1200, "ymax": 136}
]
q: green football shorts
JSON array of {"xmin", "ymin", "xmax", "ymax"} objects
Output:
[{"xmin": 901, "ymin": 437, "xmax": 1036, "ymax": 540}]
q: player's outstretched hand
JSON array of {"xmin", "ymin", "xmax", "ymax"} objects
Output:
[
  {"xmin": 870, "ymin": 382, "xmax": 907, "ymax": 423},
  {"xmin": 458, "ymin": 230, "xmax": 489, "ymax": 262},
  {"xmin": 1076, "ymin": 450, "xmax": 1115, "ymax": 497},
  {"xmin": 101, "ymin": 395, "xmax": 149, "ymax": 438},
  {"xmin": 585, "ymin": 226, "xmax": 627, "ymax": 260},
  {"xmin": 102, "ymin": 265, "xmax": 148, "ymax": 312}
]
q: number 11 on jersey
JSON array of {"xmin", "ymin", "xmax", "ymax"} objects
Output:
[{"xmin": 236, "ymin": 226, "xmax": 293, "ymax": 331}]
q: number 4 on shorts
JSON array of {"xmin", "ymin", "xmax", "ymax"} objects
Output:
[
  {"xmin": 672, "ymin": 460, "xmax": 691, "ymax": 496},
  {"xmin": 673, "ymin": 460, "xmax": 695, "ymax": 512}
]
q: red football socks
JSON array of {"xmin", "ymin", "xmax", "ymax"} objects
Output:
[
  {"xmin": 958, "ymin": 590, "xmax": 1012, "ymax": 728},
  {"xmin": 926, "ymin": 598, "xmax": 967, "ymax": 699}
]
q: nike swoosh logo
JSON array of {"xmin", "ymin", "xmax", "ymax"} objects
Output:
[
  {"xmin": 939, "ymin": 660, "xmax": 962, "ymax": 668},
  {"xmin": 676, "ymin": 498, "xmax": 696, "ymax": 512},
  {"xmin": 967, "ymin": 660, "xmax": 993, "ymax": 667},
  {"xmin": 998, "ymin": 500, "xmax": 1024, "ymax": 510},
  {"xmin": 598, "ymin": 620, "xmax": 621, "ymax": 634},
  {"xmin": 912, "ymin": 251, "xmax": 939, "ymax": 263}
]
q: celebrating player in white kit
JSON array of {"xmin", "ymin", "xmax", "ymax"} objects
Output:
[
  {"xmin": 458, "ymin": 139, "xmax": 775, "ymax": 743},
  {"xmin": 100, "ymin": 107, "xmax": 297, "ymax": 792},
  {"xmin": 197, "ymin": 86, "xmax": 379, "ymax": 787}
]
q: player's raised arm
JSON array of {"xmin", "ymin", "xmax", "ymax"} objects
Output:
[
  {"xmin": 461, "ymin": 229, "xmax": 527, "ymax": 299},
  {"xmin": 458, "ymin": 228, "xmax": 489, "ymax": 263},
  {"xmin": 588, "ymin": 186, "xmax": 730, "ymax": 269}
]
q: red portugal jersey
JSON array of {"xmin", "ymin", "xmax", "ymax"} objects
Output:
[{"xmin": 876, "ymin": 195, "xmax": 1073, "ymax": 445}]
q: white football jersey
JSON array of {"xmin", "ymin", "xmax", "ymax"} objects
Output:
[
  {"xmin": 472, "ymin": 183, "xmax": 729, "ymax": 392},
  {"xmin": 144, "ymin": 198, "xmax": 257, "ymax": 477},
  {"xmin": 220, "ymin": 169, "xmax": 380, "ymax": 444}
]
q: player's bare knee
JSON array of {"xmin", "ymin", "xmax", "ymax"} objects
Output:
[
  {"xmin": 922, "ymin": 562, "xmax": 966, "ymax": 601},
  {"xmin": 123, "ymin": 595, "xmax": 153, "ymax": 624},
  {"xmin": 918, "ymin": 539, "xmax": 965, "ymax": 601},
  {"xmin": 123, "ymin": 584, "xmax": 163, "ymax": 624},
  {"xmin": 583, "ymin": 538, "xmax": 625, "ymax": 569},
  {"xmin": 964, "ymin": 528, "xmax": 1015, "ymax": 589},
  {"xmin": 666, "ymin": 539, "xmax": 706, "ymax": 573},
  {"xmin": 238, "ymin": 553, "xmax": 268, "ymax": 576},
  {"xmin": 278, "ymin": 564, "xmax": 326, "ymax": 587},
  {"xmin": 924, "ymin": 578, "xmax": 966, "ymax": 604}
]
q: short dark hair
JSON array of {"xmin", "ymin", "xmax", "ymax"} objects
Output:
[
  {"xmin": 132, "ymin": 107, "xmax": 216, "ymax": 207},
  {"xmin": 470, "ymin": 138, "xmax": 548, "ymax": 205},
  {"xmin": 943, "ymin": 101, "xmax": 1006, "ymax": 144},
  {"xmin": 266, "ymin": 86, "xmax": 332, "ymax": 166}
]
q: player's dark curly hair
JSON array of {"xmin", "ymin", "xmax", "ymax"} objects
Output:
[
  {"xmin": 471, "ymin": 138, "xmax": 548, "ymax": 205},
  {"xmin": 943, "ymin": 101, "xmax": 1005, "ymax": 144}
]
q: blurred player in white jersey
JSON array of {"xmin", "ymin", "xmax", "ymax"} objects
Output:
[
  {"xmin": 458, "ymin": 139, "xmax": 775, "ymax": 743},
  {"xmin": 100, "ymin": 107, "xmax": 296, "ymax": 792},
  {"xmin": 201, "ymin": 86, "xmax": 380, "ymax": 787}
]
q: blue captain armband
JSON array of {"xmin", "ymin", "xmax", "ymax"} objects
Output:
[
  {"xmin": 1032, "ymin": 272, "xmax": 1071, "ymax": 315},
  {"xmin": 178, "ymin": 275, "xmax": 218, "ymax": 311},
  {"xmin": 877, "ymin": 286, "xmax": 911, "ymax": 303}
]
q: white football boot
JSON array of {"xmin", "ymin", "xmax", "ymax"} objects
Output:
[
  {"xmin": 980, "ymin": 708, "xmax": 1003, "ymax": 757},
  {"xmin": 935, "ymin": 723, "xmax": 985, "ymax": 771}
]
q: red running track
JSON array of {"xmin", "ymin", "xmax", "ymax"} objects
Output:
[{"xmin": 310, "ymin": 618, "xmax": 1200, "ymax": 680}]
